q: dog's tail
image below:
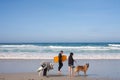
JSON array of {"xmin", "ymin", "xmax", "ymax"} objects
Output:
[
  {"xmin": 37, "ymin": 67, "xmax": 43, "ymax": 72},
  {"xmin": 74, "ymin": 67, "xmax": 78, "ymax": 72}
]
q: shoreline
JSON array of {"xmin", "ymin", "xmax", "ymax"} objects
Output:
[{"xmin": 1, "ymin": 58, "xmax": 120, "ymax": 60}]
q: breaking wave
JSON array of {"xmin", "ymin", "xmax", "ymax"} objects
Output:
[{"xmin": 0, "ymin": 43, "xmax": 120, "ymax": 59}]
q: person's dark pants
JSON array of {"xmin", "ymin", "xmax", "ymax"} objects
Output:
[
  {"xmin": 43, "ymin": 68, "xmax": 47, "ymax": 76},
  {"xmin": 58, "ymin": 62, "xmax": 63, "ymax": 71}
]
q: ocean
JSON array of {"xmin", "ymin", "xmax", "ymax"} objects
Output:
[{"xmin": 0, "ymin": 42, "xmax": 120, "ymax": 59}]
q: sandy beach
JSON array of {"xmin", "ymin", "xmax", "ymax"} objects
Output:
[
  {"xmin": 0, "ymin": 59, "xmax": 120, "ymax": 80},
  {"xmin": 0, "ymin": 72, "xmax": 117, "ymax": 80}
]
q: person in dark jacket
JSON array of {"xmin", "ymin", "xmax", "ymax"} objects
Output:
[
  {"xmin": 58, "ymin": 50, "xmax": 64, "ymax": 74},
  {"xmin": 68, "ymin": 52, "xmax": 75, "ymax": 77}
]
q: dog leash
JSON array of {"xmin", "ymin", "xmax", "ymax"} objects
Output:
[{"xmin": 74, "ymin": 60, "xmax": 79, "ymax": 66}]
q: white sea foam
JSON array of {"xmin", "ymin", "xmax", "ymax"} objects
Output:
[
  {"xmin": 0, "ymin": 52, "xmax": 54, "ymax": 59},
  {"xmin": 1, "ymin": 45, "xmax": 120, "ymax": 50},
  {"xmin": 0, "ymin": 44, "xmax": 120, "ymax": 59},
  {"xmin": 0, "ymin": 52, "xmax": 120, "ymax": 59},
  {"xmin": 49, "ymin": 46, "xmax": 120, "ymax": 50},
  {"xmin": 108, "ymin": 44, "xmax": 120, "ymax": 47},
  {"xmin": 0, "ymin": 45, "xmax": 40, "ymax": 48}
]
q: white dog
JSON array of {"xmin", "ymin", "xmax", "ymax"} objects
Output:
[
  {"xmin": 37, "ymin": 62, "xmax": 54, "ymax": 76},
  {"xmin": 37, "ymin": 66, "xmax": 44, "ymax": 76}
]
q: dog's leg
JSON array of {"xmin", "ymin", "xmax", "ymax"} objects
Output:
[
  {"xmin": 39, "ymin": 72, "xmax": 40, "ymax": 76},
  {"xmin": 74, "ymin": 71, "xmax": 76, "ymax": 76},
  {"xmin": 39, "ymin": 71, "xmax": 43, "ymax": 76},
  {"xmin": 78, "ymin": 72, "xmax": 79, "ymax": 76},
  {"xmin": 84, "ymin": 71, "xmax": 86, "ymax": 76}
]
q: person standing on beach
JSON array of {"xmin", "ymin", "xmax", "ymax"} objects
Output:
[
  {"xmin": 58, "ymin": 50, "xmax": 64, "ymax": 74},
  {"xmin": 68, "ymin": 52, "xmax": 75, "ymax": 77}
]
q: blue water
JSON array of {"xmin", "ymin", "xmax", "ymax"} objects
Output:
[{"xmin": 0, "ymin": 42, "xmax": 120, "ymax": 59}]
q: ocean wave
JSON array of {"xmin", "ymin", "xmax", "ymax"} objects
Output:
[
  {"xmin": 0, "ymin": 44, "xmax": 120, "ymax": 59},
  {"xmin": 0, "ymin": 52, "xmax": 120, "ymax": 59},
  {"xmin": 1, "ymin": 45, "xmax": 120, "ymax": 54},
  {"xmin": 108, "ymin": 44, "xmax": 120, "ymax": 47},
  {"xmin": 0, "ymin": 45, "xmax": 40, "ymax": 48},
  {"xmin": 49, "ymin": 46, "xmax": 120, "ymax": 50}
]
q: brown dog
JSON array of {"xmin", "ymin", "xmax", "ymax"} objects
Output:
[{"xmin": 74, "ymin": 63, "xmax": 89, "ymax": 76}]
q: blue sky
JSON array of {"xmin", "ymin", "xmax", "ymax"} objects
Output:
[{"xmin": 0, "ymin": 0, "xmax": 120, "ymax": 43}]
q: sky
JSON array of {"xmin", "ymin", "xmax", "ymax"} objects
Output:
[{"xmin": 0, "ymin": 0, "xmax": 120, "ymax": 43}]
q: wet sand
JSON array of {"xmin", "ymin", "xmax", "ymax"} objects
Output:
[
  {"xmin": 0, "ymin": 72, "xmax": 119, "ymax": 80},
  {"xmin": 0, "ymin": 59, "xmax": 120, "ymax": 80}
]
